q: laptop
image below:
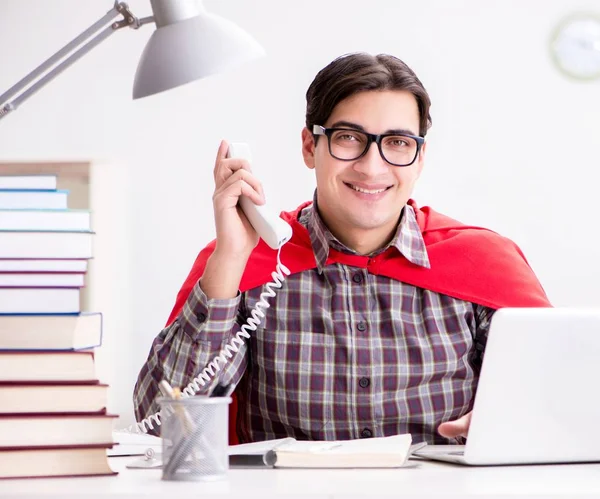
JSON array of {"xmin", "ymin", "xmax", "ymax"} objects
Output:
[{"xmin": 413, "ymin": 307, "xmax": 600, "ymax": 466}]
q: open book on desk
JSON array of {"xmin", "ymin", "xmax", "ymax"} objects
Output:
[
  {"xmin": 229, "ymin": 434, "xmax": 425, "ymax": 468},
  {"xmin": 117, "ymin": 432, "xmax": 426, "ymax": 470}
]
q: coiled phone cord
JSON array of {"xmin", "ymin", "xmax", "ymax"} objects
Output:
[{"xmin": 122, "ymin": 248, "xmax": 290, "ymax": 434}]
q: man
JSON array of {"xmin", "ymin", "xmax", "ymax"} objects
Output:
[{"xmin": 134, "ymin": 53, "xmax": 550, "ymax": 444}]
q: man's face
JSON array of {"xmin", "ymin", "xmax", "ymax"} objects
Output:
[{"xmin": 302, "ymin": 90, "xmax": 426, "ymax": 238}]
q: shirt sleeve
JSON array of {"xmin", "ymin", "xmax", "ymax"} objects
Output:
[{"xmin": 132, "ymin": 280, "xmax": 250, "ymax": 435}]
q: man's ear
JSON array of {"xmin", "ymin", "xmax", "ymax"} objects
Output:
[
  {"xmin": 301, "ymin": 127, "xmax": 316, "ymax": 170},
  {"xmin": 415, "ymin": 140, "xmax": 427, "ymax": 178}
]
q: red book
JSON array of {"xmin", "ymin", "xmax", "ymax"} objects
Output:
[
  {"xmin": 0, "ymin": 444, "xmax": 116, "ymax": 479},
  {"xmin": 0, "ymin": 351, "xmax": 97, "ymax": 382},
  {"xmin": 0, "ymin": 313, "xmax": 102, "ymax": 351},
  {"xmin": 0, "ymin": 413, "xmax": 116, "ymax": 448},
  {"xmin": 0, "ymin": 382, "xmax": 108, "ymax": 414}
]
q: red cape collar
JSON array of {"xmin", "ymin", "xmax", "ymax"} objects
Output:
[{"xmin": 167, "ymin": 199, "xmax": 550, "ymax": 327}]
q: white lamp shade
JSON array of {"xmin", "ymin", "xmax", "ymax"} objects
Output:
[{"xmin": 132, "ymin": 12, "xmax": 265, "ymax": 99}]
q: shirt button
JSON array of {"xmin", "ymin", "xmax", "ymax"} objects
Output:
[
  {"xmin": 196, "ymin": 312, "xmax": 207, "ymax": 323},
  {"xmin": 360, "ymin": 428, "xmax": 373, "ymax": 438},
  {"xmin": 356, "ymin": 321, "xmax": 367, "ymax": 332},
  {"xmin": 352, "ymin": 273, "xmax": 363, "ymax": 284},
  {"xmin": 359, "ymin": 377, "xmax": 370, "ymax": 388}
]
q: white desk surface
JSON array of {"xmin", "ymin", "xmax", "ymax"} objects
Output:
[{"xmin": 3, "ymin": 454, "xmax": 600, "ymax": 498}]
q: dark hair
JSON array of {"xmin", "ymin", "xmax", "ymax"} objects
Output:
[{"xmin": 305, "ymin": 53, "xmax": 432, "ymax": 137}]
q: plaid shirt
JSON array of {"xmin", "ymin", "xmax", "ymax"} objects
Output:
[{"xmin": 134, "ymin": 199, "xmax": 495, "ymax": 444}]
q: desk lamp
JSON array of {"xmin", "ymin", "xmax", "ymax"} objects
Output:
[{"xmin": 0, "ymin": 0, "xmax": 265, "ymax": 120}]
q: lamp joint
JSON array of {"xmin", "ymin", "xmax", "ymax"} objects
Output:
[
  {"xmin": 0, "ymin": 103, "xmax": 14, "ymax": 120},
  {"xmin": 112, "ymin": 2, "xmax": 142, "ymax": 30}
]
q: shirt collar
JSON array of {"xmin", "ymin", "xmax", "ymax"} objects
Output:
[{"xmin": 298, "ymin": 191, "xmax": 431, "ymax": 273}]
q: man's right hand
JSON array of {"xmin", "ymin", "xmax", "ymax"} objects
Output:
[
  {"xmin": 438, "ymin": 412, "xmax": 472, "ymax": 440},
  {"xmin": 212, "ymin": 139, "xmax": 265, "ymax": 260},
  {"xmin": 199, "ymin": 140, "xmax": 266, "ymax": 300}
]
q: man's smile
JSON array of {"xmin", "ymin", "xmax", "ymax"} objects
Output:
[{"xmin": 343, "ymin": 181, "xmax": 393, "ymax": 199}]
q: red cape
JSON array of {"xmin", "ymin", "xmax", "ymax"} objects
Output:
[{"xmin": 166, "ymin": 200, "xmax": 551, "ymax": 444}]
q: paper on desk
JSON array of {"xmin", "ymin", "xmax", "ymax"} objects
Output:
[
  {"xmin": 282, "ymin": 434, "xmax": 412, "ymax": 455},
  {"xmin": 228, "ymin": 437, "xmax": 295, "ymax": 455},
  {"xmin": 109, "ymin": 430, "xmax": 162, "ymax": 457}
]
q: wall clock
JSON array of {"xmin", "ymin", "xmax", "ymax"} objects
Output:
[{"xmin": 550, "ymin": 13, "xmax": 600, "ymax": 81}]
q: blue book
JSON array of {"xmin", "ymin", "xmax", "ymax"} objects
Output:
[{"xmin": 0, "ymin": 189, "xmax": 68, "ymax": 210}]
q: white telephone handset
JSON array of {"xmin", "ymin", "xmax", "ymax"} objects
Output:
[{"xmin": 226, "ymin": 143, "xmax": 292, "ymax": 250}]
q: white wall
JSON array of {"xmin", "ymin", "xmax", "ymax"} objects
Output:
[{"xmin": 1, "ymin": 0, "xmax": 599, "ymax": 427}]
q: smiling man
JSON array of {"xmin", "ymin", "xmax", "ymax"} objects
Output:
[{"xmin": 134, "ymin": 53, "xmax": 551, "ymax": 444}]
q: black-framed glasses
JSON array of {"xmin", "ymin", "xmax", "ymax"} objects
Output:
[{"xmin": 312, "ymin": 124, "xmax": 425, "ymax": 167}]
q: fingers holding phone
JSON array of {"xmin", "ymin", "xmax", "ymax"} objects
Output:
[{"xmin": 211, "ymin": 140, "xmax": 265, "ymax": 258}]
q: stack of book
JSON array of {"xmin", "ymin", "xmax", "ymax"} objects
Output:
[
  {"xmin": 0, "ymin": 174, "xmax": 115, "ymax": 479},
  {"xmin": 0, "ymin": 174, "xmax": 92, "ymax": 314}
]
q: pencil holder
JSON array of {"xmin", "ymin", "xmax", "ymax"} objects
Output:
[{"xmin": 158, "ymin": 396, "xmax": 232, "ymax": 481}]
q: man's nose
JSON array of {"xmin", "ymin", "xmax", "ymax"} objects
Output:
[{"xmin": 353, "ymin": 141, "xmax": 389, "ymax": 175}]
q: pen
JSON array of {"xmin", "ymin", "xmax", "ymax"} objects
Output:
[
  {"xmin": 210, "ymin": 383, "xmax": 235, "ymax": 398},
  {"xmin": 159, "ymin": 380, "xmax": 198, "ymax": 478},
  {"xmin": 159, "ymin": 380, "xmax": 196, "ymax": 433}
]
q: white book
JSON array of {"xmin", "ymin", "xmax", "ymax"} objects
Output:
[
  {"xmin": 0, "ymin": 175, "xmax": 57, "ymax": 190},
  {"xmin": 228, "ymin": 434, "xmax": 418, "ymax": 468},
  {"xmin": 0, "ymin": 209, "xmax": 90, "ymax": 231},
  {"xmin": 0, "ymin": 273, "xmax": 84, "ymax": 287},
  {"xmin": 0, "ymin": 232, "xmax": 93, "ymax": 259},
  {"xmin": 0, "ymin": 288, "xmax": 80, "ymax": 314},
  {"xmin": 0, "ymin": 259, "xmax": 87, "ymax": 272},
  {"xmin": 0, "ymin": 190, "xmax": 68, "ymax": 209}
]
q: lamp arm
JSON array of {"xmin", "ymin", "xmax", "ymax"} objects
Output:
[{"xmin": 0, "ymin": 2, "xmax": 154, "ymax": 121}]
